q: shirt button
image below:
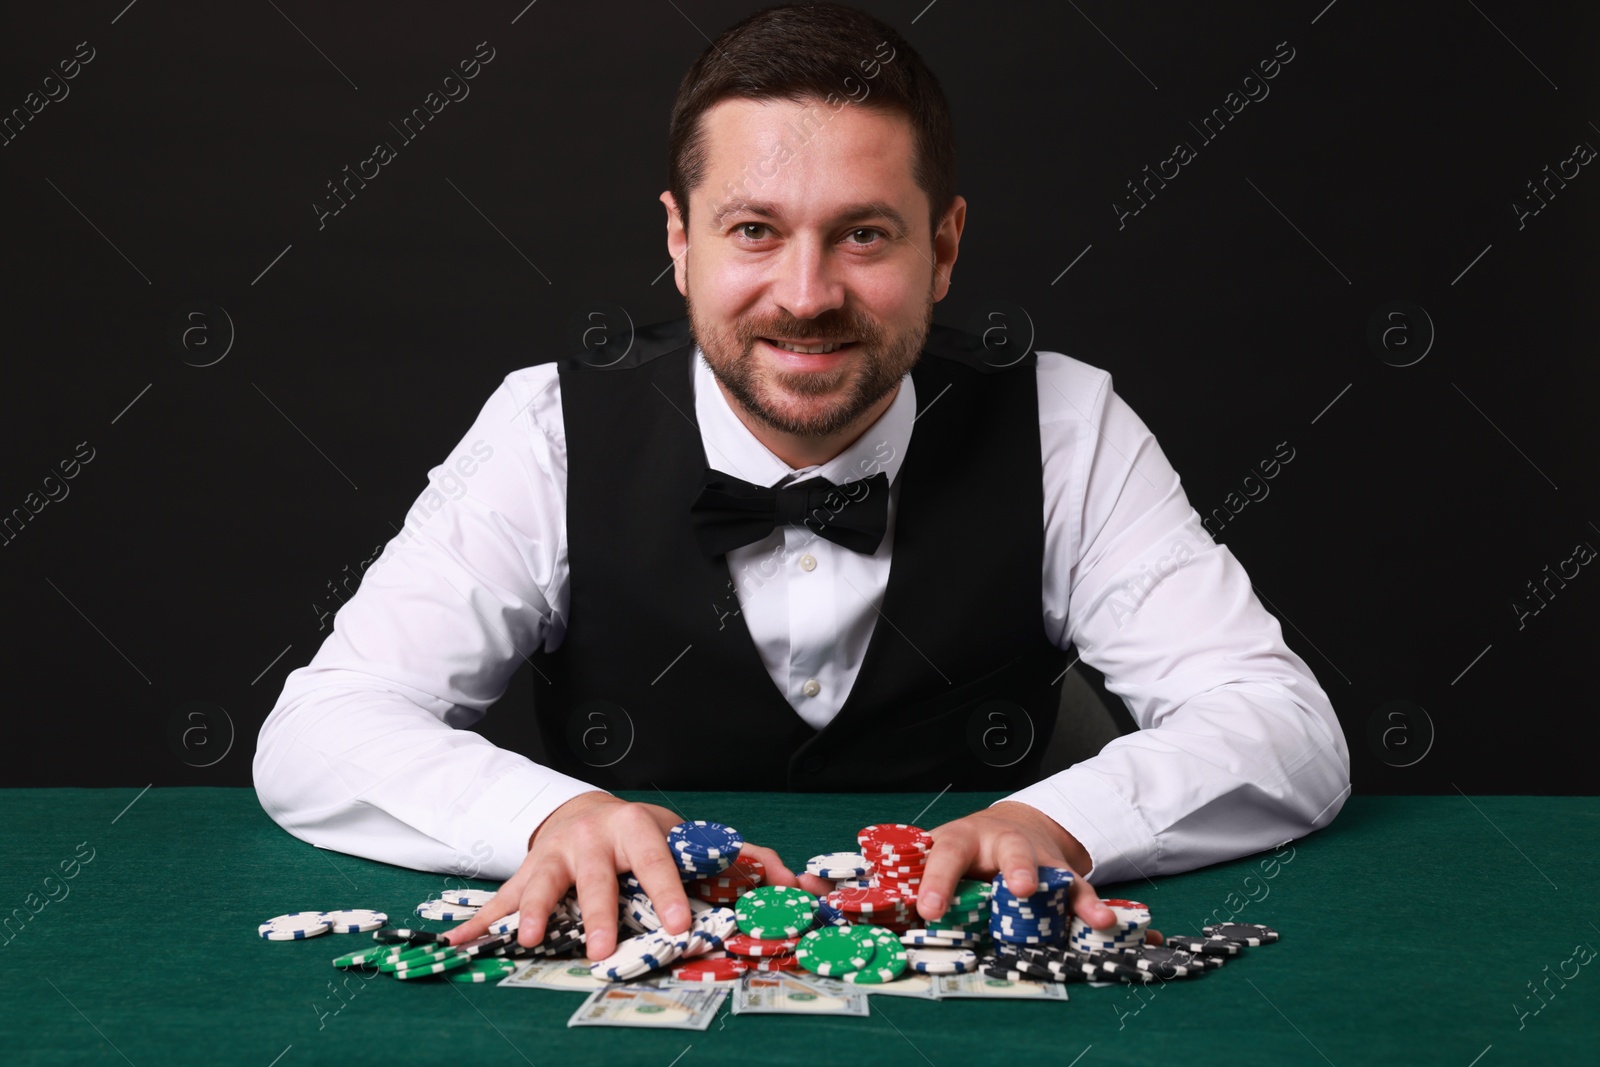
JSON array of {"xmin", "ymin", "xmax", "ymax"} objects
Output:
[
  {"xmin": 798, "ymin": 554, "xmax": 817, "ymax": 572},
  {"xmin": 801, "ymin": 679, "xmax": 821, "ymax": 698}
]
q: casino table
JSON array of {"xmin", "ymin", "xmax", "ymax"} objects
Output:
[{"xmin": 2, "ymin": 788, "xmax": 1594, "ymax": 1066}]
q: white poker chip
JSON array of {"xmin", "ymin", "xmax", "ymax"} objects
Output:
[
  {"xmin": 258, "ymin": 912, "xmax": 331, "ymax": 940},
  {"xmin": 590, "ymin": 930, "xmax": 681, "ymax": 982},
  {"xmin": 415, "ymin": 899, "xmax": 480, "ymax": 921},
  {"xmin": 321, "ymin": 909, "xmax": 388, "ymax": 933},
  {"xmin": 624, "ymin": 891, "xmax": 663, "ymax": 932},
  {"xmin": 906, "ymin": 947, "xmax": 979, "ymax": 975},
  {"xmin": 487, "ymin": 911, "xmax": 522, "ymax": 936},
  {"xmin": 806, "ymin": 852, "xmax": 871, "ymax": 880},
  {"xmin": 686, "ymin": 906, "xmax": 738, "ymax": 956},
  {"xmin": 441, "ymin": 889, "xmax": 497, "ymax": 907}
]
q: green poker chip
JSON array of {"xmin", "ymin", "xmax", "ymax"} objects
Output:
[
  {"xmin": 445, "ymin": 958, "xmax": 519, "ymax": 983},
  {"xmin": 841, "ymin": 927, "xmax": 908, "ymax": 985},
  {"xmin": 393, "ymin": 952, "xmax": 472, "ymax": 979},
  {"xmin": 796, "ymin": 927, "xmax": 877, "ymax": 977},
  {"xmin": 734, "ymin": 886, "xmax": 817, "ymax": 939},
  {"xmin": 332, "ymin": 944, "xmax": 403, "ymax": 969}
]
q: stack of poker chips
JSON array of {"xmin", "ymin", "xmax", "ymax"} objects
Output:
[
  {"xmin": 669, "ymin": 820, "xmax": 743, "ymax": 881},
  {"xmin": 903, "ymin": 877, "xmax": 991, "ymax": 947},
  {"xmin": 858, "ymin": 824, "xmax": 932, "ymax": 907},
  {"xmin": 989, "ymin": 866, "xmax": 1073, "ymax": 946},
  {"xmin": 1067, "ymin": 897, "xmax": 1150, "ymax": 954}
]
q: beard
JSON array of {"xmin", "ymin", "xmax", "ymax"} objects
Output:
[{"xmin": 687, "ymin": 283, "xmax": 933, "ymax": 439}]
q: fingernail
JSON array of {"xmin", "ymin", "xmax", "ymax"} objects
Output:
[
  {"xmin": 1011, "ymin": 869, "xmax": 1031, "ymax": 885},
  {"xmin": 920, "ymin": 891, "xmax": 943, "ymax": 914}
]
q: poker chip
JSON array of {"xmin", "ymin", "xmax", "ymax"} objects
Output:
[
  {"xmin": 441, "ymin": 890, "xmax": 497, "ymax": 908},
  {"xmin": 259, "ymin": 912, "xmax": 330, "ymax": 941},
  {"xmin": 394, "ymin": 952, "xmax": 473, "ymax": 979},
  {"xmin": 747, "ymin": 953, "xmax": 801, "ymax": 972},
  {"xmin": 841, "ymin": 928, "xmax": 909, "ymax": 984},
  {"xmin": 486, "ymin": 912, "xmax": 522, "ymax": 936},
  {"xmin": 591, "ymin": 930, "xmax": 680, "ymax": 982},
  {"xmin": 724, "ymin": 933, "xmax": 801, "ymax": 958},
  {"xmin": 332, "ymin": 944, "xmax": 403, "ymax": 968},
  {"xmin": 796, "ymin": 927, "xmax": 876, "ymax": 977},
  {"xmin": 445, "ymin": 958, "xmax": 518, "ymax": 982},
  {"xmin": 1203, "ymin": 922, "xmax": 1280, "ymax": 946},
  {"xmin": 734, "ymin": 886, "xmax": 817, "ymax": 939},
  {"xmin": 319, "ymin": 909, "xmax": 388, "ymax": 934},
  {"xmin": 674, "ymin": 957, "xmax": 748, "ymax": 983},
  {"xmin": 1164, "ymin": 934, "xmax": 1241, "ymax": 958},
  {"xmin": 415, "ymin": 899, "xmax": 480, "ymax": 922},
  {"xmin": 906, "ymin": 946, "xmax": 978, "ymax": 975},
  {"xmin": 372, "ymin": 927, "xmax": 449, "ymax": 946},
  {"xmin": 806, "ymin": 852, "xmax": 871, "ymax": 879}
]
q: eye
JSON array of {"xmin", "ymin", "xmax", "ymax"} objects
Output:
[
  {"xmin": 736, "ymin": 223, "xmax": 771, "ymax": 240},
  {"xmin": 846, "ymin": 228, "xmax": 884, "ymax": 245}
]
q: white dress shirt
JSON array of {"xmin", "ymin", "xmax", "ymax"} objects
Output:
[{"xmin": 253, "ymin": 346, "xmax": 1351, "ymax": 885}]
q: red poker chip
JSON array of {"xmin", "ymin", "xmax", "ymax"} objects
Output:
[
  {"xmin": 1101, "ymin": 899, "xmax": 1149, "ymax": 910},
  {"xmin": 748, "ymin": 953, "xmax": 800, "ymax": 971},
  {"xmin": 857, "ymin": 824, "xmax": 933, "ymax": 854},
  {"xmin": 692, "ymin": 882, "xmax": 745, "ymax": 904},
  {"xmin": 828, "ymin": 886, "xmax": 906, "ymax": 913},
  {"xmin": 707, "ymin": 855, "xmax": 767, "ymax": 888},
  {"xmin": 724, "ymin": 934, "xmax": 801, "ymax": 958},
  {"xmin": 674, "ymin": 957, "xmax": 748, "ymax": 982}
]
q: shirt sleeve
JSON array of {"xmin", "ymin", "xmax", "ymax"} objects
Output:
[
  {"xmin": 251, "ymin": 363, "xmax": 604, "ymax": 881},
  {"xmin": 1001, "ymin": 352, "xmax": 1351, "ymax": 885}
]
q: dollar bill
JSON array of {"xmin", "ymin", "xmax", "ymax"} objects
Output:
[
  {"xmin": 933, "ymin": 971, "xmax": 1069, "ymax": 1000},
  {"xmin": 498, "ymin": 958, "xmax": 609, "ymax": 992},
  {"xmin": 732, "ymin": 972, "xmax": 871, "ymax": 1015},
  {"xmin": 567, "ymin": 983, "xmax": 726, "ymax": 1030}
]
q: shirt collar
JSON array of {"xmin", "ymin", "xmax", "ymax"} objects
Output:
[{"xmin": 692, "ymin": 348, "xmax": 913, "ymax": 489}]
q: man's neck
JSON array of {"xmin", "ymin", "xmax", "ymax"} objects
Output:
[{"xmin": 715, "ymin": 378, "xmax": 901, "ymax": 471}]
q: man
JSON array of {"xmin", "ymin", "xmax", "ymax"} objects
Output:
[{"xmin": 254, "ymin": 3, "xmax": 1349, "ymax": 962}]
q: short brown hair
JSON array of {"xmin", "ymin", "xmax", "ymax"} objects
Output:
[{"xmin": 667, "ymin": 3, "xmax": 957, "ymax": 241}]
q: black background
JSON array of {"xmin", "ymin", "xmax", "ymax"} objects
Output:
[{"xmin": 1, "ymin": 1, "xmax": 1594, "ymax": 794}]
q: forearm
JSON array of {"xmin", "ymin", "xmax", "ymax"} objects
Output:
[
  {"xmin": 253, "ymin": 670, "xmax": 603, "ymax": 881},
  {"xmin": 1005, "ymin": 681, "xmax": 1349, "ymax": 884}
]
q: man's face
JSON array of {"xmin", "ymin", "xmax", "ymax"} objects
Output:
[{"xmin": 663, "ymin": 97, "xmax": 963, "ymax": 441}]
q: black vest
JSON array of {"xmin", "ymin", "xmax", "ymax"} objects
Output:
[{"xmin": 531, "ymin": 318, "xmax": 1071, "ymax": 791}]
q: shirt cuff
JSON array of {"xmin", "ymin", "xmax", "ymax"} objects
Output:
[
  {"xmin": 471, "ymin": 767, "xmax": 610, "ymax": 881},
  {"xmin": 997, "ymin": 766, "xmax": 1156, "ymax": 886}
]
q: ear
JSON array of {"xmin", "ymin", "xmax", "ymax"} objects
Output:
[
  {"xmin": 931, "ymin": 194, "xmax": 966, "ymax": 303},
  {"xmin": 660, "ymin": 191, "xmax": 689, "ymax": 296}
]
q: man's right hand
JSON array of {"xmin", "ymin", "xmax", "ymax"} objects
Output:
[{"xmin": 443, "ymin": 791, "xmax": 803, "ymax": 961}]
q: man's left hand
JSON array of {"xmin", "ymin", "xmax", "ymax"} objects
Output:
[{"xmin": 911, "ymin": 800, "xmax": 1162, "ymax": 944}]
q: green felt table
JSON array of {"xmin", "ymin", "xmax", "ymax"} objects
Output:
[{"xmin": 1, "ymin": 789, "xmax": 1595, "ymax": 1066}]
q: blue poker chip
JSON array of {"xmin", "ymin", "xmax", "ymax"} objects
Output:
[{"xmin": 668, "ymin": 820, "xmax": 743, "ymax": 860}]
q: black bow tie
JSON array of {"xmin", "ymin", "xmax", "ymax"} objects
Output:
[{"xmin": 689, "ymin": 468, "xmax": 889, "ymax": 558}]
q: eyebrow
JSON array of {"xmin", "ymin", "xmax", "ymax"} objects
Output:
[{"xmin": 708, "ymin": 199, "xmax": 912, "ymax": 237}]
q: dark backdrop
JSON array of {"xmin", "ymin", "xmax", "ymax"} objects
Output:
[{"xmin": 2, "ymin": 1, "xmax": 1594, "ymax": 795}]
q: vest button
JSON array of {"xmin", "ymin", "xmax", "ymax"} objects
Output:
[
  {"xmin": 798, "ymin": 553, "xmax": 817, "ymax": 572},
  {"xmin": 801, "ymin": 678, "xmax": 821, "ymax": 697},
  {"xmin": 803, "ymin": 755, "xmax": 826, "ymax": 773}
]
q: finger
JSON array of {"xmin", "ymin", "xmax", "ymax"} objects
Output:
[
  {"xmin": 1066, "ymin": 873, "xmax": 1114, "ymax": 929},
  {"xmin": 624, "ymin": 830, "xmax": 692, "ymax": 937},
  {"xmin": 512, "ymin": 862, "xmax": 572, "ymax": 949},
  {"xmin": 794, "ymin": 873, "xmax": 835, "ymax": 897},
  {"xmin": 737, "ymin": 843, "xmax": 796, "ymax": 887},
  {"xmin": 917, "ymin": 825, "xmax": 978, "ymax": 922},
  {"xmin": 1145, "ymin": 927, "xmax": 1164, "ymax": 946},
  {"xmin": 572, "ymin": 852, "xmax": 621, "ymax": 961},
  {"xmin": 993, "ymin": 829, "xmax": 1041, "ymax": 898},
  {"xmin": 446, "ymin": 881, "xmax": 519, "ymax": 946}
]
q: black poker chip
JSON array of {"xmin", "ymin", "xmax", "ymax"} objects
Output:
[
  {"xmin": 1091, "ymin": 945, "xmax": 1210, "ymax": 979},
  {"xmin": 1202, "ymin": 923, "xmax": 1280, "ymax": 947},
  {"xmin": 1165, "ymin": 934, "xmax": 1241, "ymax": 957},
  {"xmin": 371, "ymin": 927, "xmax": 449, "ymax": 946}
]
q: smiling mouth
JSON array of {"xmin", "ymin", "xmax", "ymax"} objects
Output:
[{"xmin": 760, "ymin": 338, "xmax": 856, "ymax": 354}]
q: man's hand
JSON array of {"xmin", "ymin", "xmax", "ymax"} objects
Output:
[
  {"xmin": 443, "ymin": 792, "xmax": 803, "ymax": 960},
  {"xmin": 916, "ymin": 800, "xmax": 1161, "ymax": 944}
]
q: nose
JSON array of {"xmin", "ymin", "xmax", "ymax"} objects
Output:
[{"xmin": 769, "ymin": 235, "xmax": 845, "ymax": 323}]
